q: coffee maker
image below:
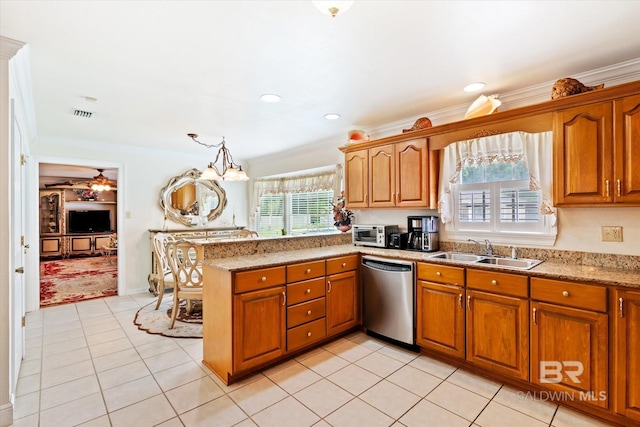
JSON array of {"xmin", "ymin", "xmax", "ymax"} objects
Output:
[{"xmin": 407, "ymin": 215, "xmax": 439, "ymax": 252}]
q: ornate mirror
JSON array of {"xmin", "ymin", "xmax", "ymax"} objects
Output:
[{"xmin": 159, "ymin": 168, "xmax": 227, "ymax": 226}]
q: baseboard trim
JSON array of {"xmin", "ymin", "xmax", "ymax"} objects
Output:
[{"xmin": 0, "ymin": 401, "xmax": 14, "ymax": 427}]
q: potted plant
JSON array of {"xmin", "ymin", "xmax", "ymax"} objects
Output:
[{"xmin": 332, "ymin": 191, "xmax": 354, "ymax": 232}]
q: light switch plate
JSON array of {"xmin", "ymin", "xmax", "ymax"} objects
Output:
[{"xmin": 601, "ymin": 226, "xmax": 623, "ymax": 242}]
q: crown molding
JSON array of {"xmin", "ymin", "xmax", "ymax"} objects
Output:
[{"xmin": 0, "ymin": 36, "xmax": 24, "ymax": 60}]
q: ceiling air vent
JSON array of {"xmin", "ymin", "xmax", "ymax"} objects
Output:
[{"xmin": 72, "ymin": 109, "xmax": 93, "ymax": 118}]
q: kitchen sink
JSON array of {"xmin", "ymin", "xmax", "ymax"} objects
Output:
[
  {"xmin": 476, "ymin": 257, "xmax": 542, "ymax": 270},
  {"xmin": 429, "ymin": 252, "xmax": 485, "ymax": 262},
  {"xmin": 428, "ymin": 251, "xmax": 542, "ymax": 270}
]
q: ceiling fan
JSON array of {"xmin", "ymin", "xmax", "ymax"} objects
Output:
[{"xmin": 43, "ymin": 168, "xmax": 117, "ymax": 190}]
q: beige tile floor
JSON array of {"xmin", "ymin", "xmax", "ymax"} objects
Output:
[{"xmin": 11, "ymin": 293, "xmax": 616, "ymax": 427}]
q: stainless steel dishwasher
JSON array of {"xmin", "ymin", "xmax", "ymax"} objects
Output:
[{"xmin": 362, "ymin": 255, "xmax": 416, "ymax": 346}]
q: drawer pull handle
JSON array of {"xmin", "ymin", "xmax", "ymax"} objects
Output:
[
  {"xmin": 307, "ymin": 331, "xmax": 312, "ymax": 337},
  {"xmin": 342, "ymin": 262, "xmax": 347, "ymax": 267},
  {"xmin": 458, "ymin": 294, "xmax": 463, "ymax": 309},
  {"xmin": 491, "ymin": 280, "xmax": 497, "ymax": 285},
  {"xmin": 327, "ymin": 280, "xmax": 332, "ymax": 292},
  {"xmin": 306, "ymin": 288, "xmax": 311, "ymax": 294},
  {"xmin": 307, "ymin": 310, "xmax": 312, "ymax": 315},
  {"xmin": 467, "ymin": 295, "xmax": 471, "ymax": 311},
  {"xmin": 261, "ymin": 276, "xmax": 267, "ymax": 282},
  {"xmin": 619, "ymin": 297, "xmax": 624, "ymax": 318},
  {"xmin": 533, "ymin": 307, "xmax": 537, "ymax": 325},
  {"xmin": 306, "ymin": 268, "xmax": 311, "ymax": 274},
  {"xmin": 605, "ymin": 179, "xmax": 610, "ymax": 198},
  {"xmin": 282, "ymin": 291, "xmax": 286, "ymax": 306},
  {"xmin": 562, "ymin": 290, "xmax": 569, "ymax": 297},
  {"xmin": 436, "ymin": 271, "xmax": 442, "ymax": 276}
]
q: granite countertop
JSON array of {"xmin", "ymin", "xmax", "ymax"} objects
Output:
[{"xmin": 202, "ymin": 244, "xmax": 640, "ymax": 289}]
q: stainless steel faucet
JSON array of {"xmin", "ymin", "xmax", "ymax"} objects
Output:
[{"xmin": 468, "ymin": 238, "xmax": 493, "ymax": 255}]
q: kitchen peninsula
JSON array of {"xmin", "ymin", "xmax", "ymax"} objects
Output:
[{"xmin": 199, "ymin": 234, "xmax": 640, "ymax": 426}]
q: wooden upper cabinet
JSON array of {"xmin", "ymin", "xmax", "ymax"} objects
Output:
[
  {"xmin": 614, "ymin": 94, "xmax": 640, "ymax": 204},
  {"xmin": 369, "ymin": 144, "xmax": 395, "ymax": 207},
  {"xmin": 553, "ymin": 102, "xmax": 613, "ymax": 205},
  {"xmin": 344, "ymin": 138, "xmax": 434, "ymax": 209},
  {"xmin": 344, "ymin": 149, "xmax": 368, "ymax": 208},
  {"xmin": 554, "ymin": 94, "xmax": 640, "ymax": 206}
]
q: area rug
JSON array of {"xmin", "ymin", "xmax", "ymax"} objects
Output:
[
  {"xmin": 133, "ymin": 299, "xmax": 203, "ymax": 339},
  {"xmin": 40, "ymin": 256, "xmax": 118, "ymax": 307}
]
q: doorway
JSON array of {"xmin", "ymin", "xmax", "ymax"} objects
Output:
[{"xmin": 36, "ymin": 162, "xmax": 121, "ymax": 308}]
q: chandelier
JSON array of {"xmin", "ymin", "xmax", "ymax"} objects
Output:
[
  {"xmin": 312, "ymin": 1, "xmax": 354, "ymax": 17},
  {"xmin": 90, "ymin": 169, "xmax": 115, "ymax": 191},
  {"xmin": 188, "ymin": 133, "xmax": 249, "ymax": 182}
]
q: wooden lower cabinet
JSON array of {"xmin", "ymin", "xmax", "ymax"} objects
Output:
[
  {"xmin": 233, "ymin": 286, "xmax": 286, "ymax": 373},
  {"xmin": 466, "ymin": 290, "xmax": 529, "ymax": 380},
  {"xmin": 416, "ymin": 280, "xmax": 465, "ymax": 358},
  {"xmin": 530, "ymin": 301, "xmax": 608, "ymax": 408},
  {"xmin": 326, "ymin": 270, "xmax": 359, "ymax": 335},
  {"xmin": 614, "ymin": 289, "xmax": 640, "ymax": 421}
]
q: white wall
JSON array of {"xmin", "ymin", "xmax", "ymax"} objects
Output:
[{"xmin": 28, "ymin": 137, "xmax": 249, "ymax": 305}]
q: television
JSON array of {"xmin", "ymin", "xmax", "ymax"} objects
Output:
[{"xmin": 67, "ymin": 210, "xmax": 112, "ymax": 233}]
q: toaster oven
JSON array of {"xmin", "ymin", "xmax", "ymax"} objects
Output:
[{"xmin": 352, "ymin": 224, "xmax": 399, "ymax": 248}]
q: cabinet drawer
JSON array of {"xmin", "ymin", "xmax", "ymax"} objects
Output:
[
  {"xmin": 531, "ymin": 278, "xmax": 607, "ymax": 312},
  {"xmin": 467, "ymin": 269, "xmax": 528, "ymax": 298},
  {"xmin": 417, "ymin": 263, "xmax": 465, "ymax": 286},
  {"xmin": 234, "ymin": 266, "xmax": 286, "ymax": 293},
  {"xmin": 287, "ymin": 260, "xmax": 326, "ymax": 283},
  {"xmin": 326, "ymin": 255, "xmax": 359, "ymax": 275},
  {"xmin": 287, "ymin": 318, "xmax": 327, "ymax": 351},
  {"xmin": 287, "ymin": 277, "xmax": 326, "ymax": 305},
  {"xmin": 287, "ymin": 298, "xmax": 326, "ymax": 328}
]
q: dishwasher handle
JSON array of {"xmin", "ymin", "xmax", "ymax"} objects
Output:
[{"xmin": 362, "ymin": 256, "xmax": 414, "ymax": 273}]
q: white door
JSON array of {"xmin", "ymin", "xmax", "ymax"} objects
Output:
[{"xmin": 10, "ymin": 99, "xmax": 26, "ymax": 392}]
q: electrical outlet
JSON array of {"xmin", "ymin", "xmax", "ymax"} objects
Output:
[{"xmin": 601, "ymin": 226, "xmax": 623, "ymax": 242}]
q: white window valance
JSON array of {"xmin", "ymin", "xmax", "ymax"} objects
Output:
[
  {"xmin": 251, "ymin": 164, "xmax": 343, "ymax": 213},
  {"xmin": 438, "ymin": 131, "xmax": 555, "ymax": 225}
]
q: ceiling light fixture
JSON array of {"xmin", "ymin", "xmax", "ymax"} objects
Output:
[
  {"xmin": 312, "ymin": 1, "xmax": 354, "ymax": 18},
  {"xmin": 464, "ymin": 82, "xmax": 486, "ymax": 93},
  {"xmin": 90, "ymin": 169, "xmax": 115, "ymax": 192},
  {"xmin": 260, "ymin": 94, "xmax": 282, "ymax": 103},
  {"xmin": 324, "ymin": 113, "xmax": 341, "ymax": 120},
  {"xmin": 188, "ymin": 133, "xmax": 249, "ymax": 181}
]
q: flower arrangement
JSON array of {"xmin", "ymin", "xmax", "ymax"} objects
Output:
[
  {"xmin": 74, "ymin": 189, "xmax": 99, "ymax": 201},
  {"xmin": 332, "ymin": 191, "xmax": 354, "ymax": 230}
]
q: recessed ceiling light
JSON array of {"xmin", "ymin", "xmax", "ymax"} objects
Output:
[
  {"xmin": 324, "ymin": 113, "xmax": 341, "ymax": 120},
  {"xmin": 260, "ymin": 94, "xmax": 282, "ymax": 103},
  {"xmin": 464, "ymin": 82, "xmax": 486, "ymax": 93}
]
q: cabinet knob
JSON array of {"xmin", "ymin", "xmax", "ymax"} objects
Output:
[
  {"xmin": 261, "ymin": 276, "xmax": 267, "ymax": 282},
  {"xmin": 562, "ymin": 290, "xmax": 570, "ymax": 297},
  {"xmin": 491, "ymin": 280, "xmax": 498, "ymax": 285},
  {"xmin": 307, "ymin": 310, "xmax": 312, "ymax": 315},
  {"xmin": 342, "ymin": 262, "xmax": 347, "ymax": 267},
  {"xmin": 307, "ymin": 331, "xmax": 312, "ymax": 337},
  {"xmin": 306, "ymin": 268, "xmax": 311, "ymax": 274},
  {"xmin": 436, "ymin": 271, "xmax": 442, "ymax": 276},
  {"xmin": 306, "ymin": 288, "xmax": 311, "ymax": 294}
]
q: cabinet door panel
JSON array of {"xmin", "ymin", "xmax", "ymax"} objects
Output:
[
  {"xmin": 326, "ymin": 271, "xmax": 359, "ymax": 335},
  {"xmin": 554, "ymin": 103, "xmax": 613, "ymax": 205},
  {"xmin": 395, "ymin": 138, "xmax": 428, "ymax": 207},
  {"xmin": 369, "ymin": 145, "xmax": 395, "ymax": 207},
  {"xmin": 233, "ymin": 287, "xmax": 286, "ymax": 372},
  {"xmin": 614, "ymin": 94, "xmax": 640, "ymax": 203},
  {"xmin": 467, "ymin": 290, "xmax": 529, "ymax": 380},
  {"xmin": 345, "ymin": 149, "xmax": 368, "ymax": 208},
  {"xmin": 615, "ymin": 290, "xmax": 640, "ymax": 421},
  {"xmin": 416, "ymin": 281, "xmax": 465, "ymax": 358},
  {"xmin": 531, "ymin": 301, "xmax": 608, "ymax": 408}
]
